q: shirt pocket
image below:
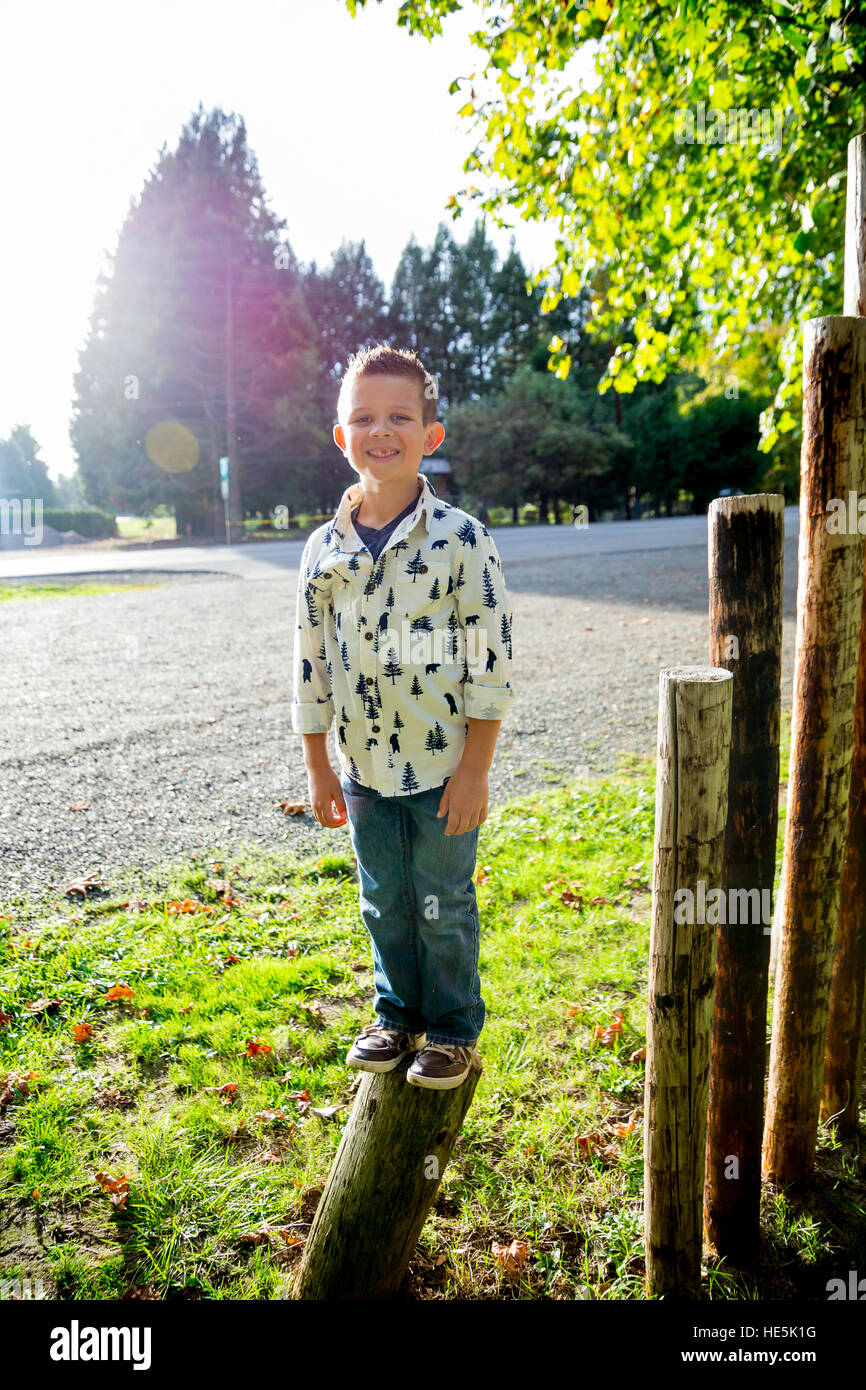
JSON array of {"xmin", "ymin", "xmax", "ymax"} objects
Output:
[{"xmin": 389, "ymin": 555, "xmax": 453, "ymax": 623}]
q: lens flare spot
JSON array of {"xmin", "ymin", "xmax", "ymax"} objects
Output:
[{"xmin": 145, "ymin": 422, "xmax": 200, "ymax": 473}]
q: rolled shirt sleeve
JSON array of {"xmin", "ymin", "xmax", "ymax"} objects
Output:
[
  {"xmin": 454, "ymin": 528, "xmax": 515, "ymax": 721},
  {"xmin": 291, "ymin": 535, "xmax": 335, "ymax": 734}
]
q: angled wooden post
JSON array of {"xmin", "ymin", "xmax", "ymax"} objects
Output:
[
  {"xmin": 762, "ymin": 315, "xmax": 866, "ymax": 1184},
  {"xmin": 645, "ymin": 666, "xmax": 733, "ymax": 1298},
  {"xmin": 291, "ymin": 1055, "xmax": 481, "ymax": 1300},
  {"xmin": 704, "ymin": 495, "xmax": 784, "ymax": 1264},
  {"xmin": 822, "ymin": 131, "xmax": 866, "ymax": 1134}
]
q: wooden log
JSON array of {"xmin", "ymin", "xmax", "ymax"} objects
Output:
[
  {"xmin": 645, "ymin": 666, "xmax": 733, "ymax": 1299},
  {"xmin": 823, "ymin": 572, "xmax": 866, "ymax": 1133},
  {"xmin": 762, "ymin": 316, "xmax": 866, "ymax": 1184},
  {"xmin": 822, "ymin": 133, "xmax": 866, "ymax": 1135},
  {"xmin": 704, "ymin": 495, "xmax": 784, "ymax": 1264},
  {"xmin": 291, "ymin": 1053, "xmax": 481, "ymax": 1300}
]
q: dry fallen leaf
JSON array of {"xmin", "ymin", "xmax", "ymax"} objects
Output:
[
  {"xmin": 594, "ymin": 1010, "xmax": 625, "ymax": 1047},
  {"xmin": 94, "ymin": 1087, "xmax": 136, "ymax": 1109},
  {"xmin": 68, "ymin": 801, "xmax": 91, "ymax": 811},
  {"xmin": 244, "ymin": 1040, "xmax": 273, "ymax": 1057},
  {"xmin": 253, "ymin": 1108, "xmax": 290, "ymax": 1125},
  {"xmin": 65, "ymin": 871, "xmax": 104, "ymax": 897},
  {"xmin": 73, "ymin": 1023, "xmax": 95, "ymax": 1043},
  {"xmin": 105, "ymin": 984, "xmax": 134, "ymax": 1002},
  {"xmin": 25, "ymin": 996, "xmax": 63, "ymax": 1017},
  {"xmin": 0, "ymin": 1071, "xmax": 38, "ymax": 1112},
  {"xmin": 491, "ymin": 1238, "xmax": 530, "ymax": 1273},
  {"xmin": 310, "ymin": 1103, "xmax": 344, "ymax": 1120},
  {"xmin": 208, "ymin": 1082, "xmax": 240, "ymax": 1105},
  {"xmin": 95, "ymin": 1171, "xmax": 130, "ymax": 1211},
  {"xmin": 278, "ymin": 801, "xmax": 306, "ymax": 816},
  {"xmin": 629, "ymin": 1046, "xmax": 647, "ymax": 1063}
]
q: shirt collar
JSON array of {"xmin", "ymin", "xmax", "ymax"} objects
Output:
[{"xmin": 328, "ymin": 470, "xmax": 440, "ymax": 552}]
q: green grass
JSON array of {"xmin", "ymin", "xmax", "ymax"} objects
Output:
[
  {"xmin": 1, "ymin": 723, "xmax": 863, "ymax": 1302},
  {"xmin": 117, "ymin": 516, "xmax": 177, "ymax": 541},
  {"xmin": 0, "ymin": 579, "xmax": 170, "ymax": 603}
]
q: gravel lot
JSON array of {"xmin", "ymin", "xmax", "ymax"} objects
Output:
[{"xmin": 0, "ymin": 536, "xmax": 799, "ymax": 924}]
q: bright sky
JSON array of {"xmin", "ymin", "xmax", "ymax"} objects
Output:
[{"xmin": 0, "ymin": 0, "xmax": 595, "ymax": 484}]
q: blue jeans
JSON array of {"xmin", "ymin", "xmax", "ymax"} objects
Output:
[{"xmin": 339, "ymin": 773, "xmax": 484, "ymax": 1046}]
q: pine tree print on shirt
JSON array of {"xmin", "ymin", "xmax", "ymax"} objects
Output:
[
  {"xmin": 405, "ymin": 549, "xmax": 426, "ymax": 581},
  {"xmin": 401, "ymin": 761, "xmax": 420, "ymax": 792},
  {"xmin": 305, "ymin": 588, "xmax": 320, "ymax": 627},
  {"xmin": 501, "ymin": 612, "xmax": 513, "ymax": 659},
  {"xmin": 425, "ymin": 722, "xmax": 448, "ymax": 754},
  {"xmin": 481, "ymin": 565, "xmax": 498, "ymax": 610},
  {"xmin": 456, "ymin": 519, "xmax": 476, "ymax": 547}
]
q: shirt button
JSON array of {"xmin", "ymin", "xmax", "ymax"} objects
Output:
[
  {"xmin": 364, "ymin": 582, "xmax": 375, "ymax": 595},
  {"xmin": 365, "ymin": 676, "xmax": 374, "ymax": 685},
  {"xmin": 365, "ymin": 631, "xmax": 374, "ymax": 640},
  {"xmin": 418, "ymin": 564, "xmax": 428, "ymax": 573},
  {"xmin": 371, "ymin": 724, "xmax": 380, "ymax": 732},
  {"xmin": 322, "ymin": 571, "xmax": 332, "ymax": 578}
]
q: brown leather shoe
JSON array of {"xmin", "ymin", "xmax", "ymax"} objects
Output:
[
  {"xmin": 346, "ymin": 1023, "xmax": 427, "ymax": 1073},
  {"xmin": 406, "ymin": 1041, "xmax": 480, "ymax": 1090}
]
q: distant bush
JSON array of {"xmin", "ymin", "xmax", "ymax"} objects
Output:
[{"xmin": 42, "ymin": 508, "xmax": 118, "ymax": 538}]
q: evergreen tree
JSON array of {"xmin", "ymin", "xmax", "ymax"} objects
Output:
[
  {"xmin": 425, "ymin": 722, "xmax": 448, "ymax": 754},
  {"xmin": 481, "ymin": 564, "xmax": 497, "ymax": 610},
  {"xmin": 71, "ymin": 105, "xmax": 324, "ymax": 537}
]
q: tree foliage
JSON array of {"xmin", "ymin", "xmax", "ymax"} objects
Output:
[{"xmin": 346, "ymin": 0, "xmax": 866, "ymax": 454}]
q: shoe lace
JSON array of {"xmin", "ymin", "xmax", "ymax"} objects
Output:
[
  {"xmin": 361, "ymin": 1024, "xmax": 405, "ymax": 1042},
  {"xmin": 420, "ymin": 1042, "xmax": 464, "ymax": 1060}
]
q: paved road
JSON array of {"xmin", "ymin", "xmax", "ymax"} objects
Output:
[{"xmin": 0, "ymin": 508, "xmax": 802, "ymax": 581}]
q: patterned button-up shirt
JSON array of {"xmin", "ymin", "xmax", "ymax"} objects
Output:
[{"xmin": 291, "ymin": 471, "xmax": 514, "ymax": 795}]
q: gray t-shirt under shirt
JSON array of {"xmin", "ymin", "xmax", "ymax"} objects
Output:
[{"xmin": 350, "ymin": 488, "xmax": 421, "ymax": 562}]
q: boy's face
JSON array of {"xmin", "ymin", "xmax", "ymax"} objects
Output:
[{"xmin": 333, "ymin": 374, "xmax": 445, "ymax": 486}]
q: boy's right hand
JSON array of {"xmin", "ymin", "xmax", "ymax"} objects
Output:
[{"xmin": 307, "ymin": 764, "xmax": 347, "ymax": 827}]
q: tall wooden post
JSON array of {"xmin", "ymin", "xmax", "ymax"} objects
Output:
[
  {"xmin": 762, "ymin": 316, "xmax": 866, "ymax": 1184},
  {"xmin": 704, "ymin": 496, "xmax": 784, "ymax": 1263},
  {"xmin": 645, "ymin": 666, "xmax": 733, "ymax": 1298},
  {"xmin": 822, "ymin": 133, "xmax": 866, "ymax": 1134},
  {"xmin": 292, "ymin": 1054, "xmax": 481, "ymax": 1300}
]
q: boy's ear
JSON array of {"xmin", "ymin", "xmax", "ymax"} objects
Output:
[
  {"xmin": 333, "ymin": 424, "xmax": 346, "ymax": 452},
  {"xmin": 426, "ymin": 422, "xmax": 445, "ymax": 452}
]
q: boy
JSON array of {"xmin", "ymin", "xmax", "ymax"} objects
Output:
[{"xmin": 290, "ymin": 343, "xmax": 514, "ymax": 1089}]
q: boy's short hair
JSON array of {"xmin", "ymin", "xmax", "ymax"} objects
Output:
[{"xmin": 337, "ymin": 343, "xmax": 439, "ymax": 427}]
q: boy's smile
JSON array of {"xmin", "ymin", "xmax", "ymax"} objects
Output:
[{"xmin": 333, "ymin": 374, "xmax": 445, "ymax": 523}]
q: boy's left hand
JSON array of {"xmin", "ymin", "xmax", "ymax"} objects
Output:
[{"xmin": 437, "ymin": 766, "xmax": 488, "ymax": 835}]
